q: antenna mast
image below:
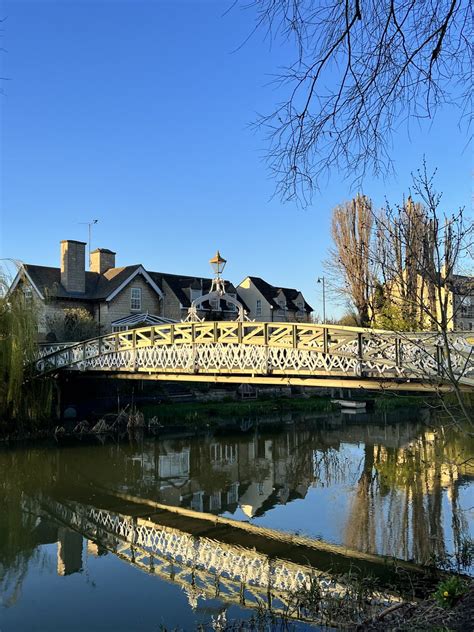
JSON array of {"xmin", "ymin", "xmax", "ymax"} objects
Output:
[{"xmin": 79, "ymin": 219, "xmax": 99, "ymax": 266}]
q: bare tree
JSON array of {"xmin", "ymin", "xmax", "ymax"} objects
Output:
[
  {"xmin": 376, "ymin": 196, "xmax": 439, "ymax": 330},
  {"xmin": 375, "ymin": 166, "xmax": 474, "ymax": 424},
  {"xmin": 325, "ymin": 166, "xmax": 473, "ymax": 423},
  {"xmin": 239, "ymin": 1, "xmax": 472, "ymax": 204},
  {"xmin": 326, "ymin": 194, "xmax": 376, "ymax": 326}
]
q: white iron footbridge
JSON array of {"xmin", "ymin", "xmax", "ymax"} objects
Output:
[{"xmin": 35, "ymin": 321, "xmax": 474, "ymax": 391}]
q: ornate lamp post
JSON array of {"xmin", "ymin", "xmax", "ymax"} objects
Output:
[{"xmin": 185, "ymin": 251, "xmax": 247, "ymax": 322}]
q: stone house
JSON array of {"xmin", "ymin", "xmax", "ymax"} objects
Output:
[
  {"xmin": 236, "ymin": 276, "xmax": 313, "ymax": 322},
  {"xmin": 9, "ymin": 240, "xmax": 243, "ymax": 340},
  {"xmin": 373, "ymin": 271, "xmax": 474, "ymax": 332},
  {"xmin": 446, "ymin": 274, "xmax": 474, "ymax": 331}
]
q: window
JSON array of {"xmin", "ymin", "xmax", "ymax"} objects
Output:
[
  {"xmin": 210, "ymin": 492, "xmax": 221, "ymax": 511},
  {"xmin": 131, "ymin": 287, "xmax": 142, "ymax": 311},
  {"xmin": 23, "ymin": 286, "xmax": 33, "ymax": 302},
  {"xmin": 112, "ymin": 325, "xmax": 129, "ymax": 332},
  {"xmin": 190, "ymin": 288, "xmax": 201, "ymax": 303},
  {"xmin": 210, "ymin": 297, "xmax": 219, "ymax": 310},
  {"xmin": 256, "ymin": 299, "xmax": 262, "ymax": 316}
]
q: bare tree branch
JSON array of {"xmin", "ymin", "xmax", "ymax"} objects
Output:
[{"xmin": 239, "ymin": 1, "xmax": 472, "ymax": 204}]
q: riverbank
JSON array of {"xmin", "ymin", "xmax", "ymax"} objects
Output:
[
  {"xmin": 141, "ymin": 393, "xmax": 428, "ymax": 421},
  {"xmin": 0, "ymin": 391, "xmax": 430, "ymax": 442},
  {"xmin": 362, "ymin": 580, "xmax": 474, "ymax": 631}
]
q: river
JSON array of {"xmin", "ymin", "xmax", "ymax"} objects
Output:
[{"xmin": 0, "ymin": 408, "xmax": 473, "ymax": 631}]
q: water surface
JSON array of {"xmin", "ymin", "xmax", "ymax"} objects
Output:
[{"xmin": 1, "ymin": 409, "xmax": 473, "ymax": 631}]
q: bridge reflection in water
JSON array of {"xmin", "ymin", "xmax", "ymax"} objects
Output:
[{"xmin": 42, "ymin": 494, "xmax": 410, "ymax": 623}]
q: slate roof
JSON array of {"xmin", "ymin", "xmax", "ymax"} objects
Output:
[
  {"xmin": 246, "ymin": 276, "xmax": 313, "ymax": 312},
  {"xmin": 450, "ymin": 274, "xmax": 474, "ymax": 294},
  {"xmin": 110, "ymin": 313, "xmax": 178, "ymax": 326},
  {"xmin": 21, "ymin": 263, "xmax": 248, "ymax": 311},
  {"xmin": 23, "ymin": 264, "xmax": 143, "ymax": 301}
]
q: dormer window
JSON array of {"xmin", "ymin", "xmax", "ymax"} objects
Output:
[
  {"xmin": 131, "ymin": 287, "xmax": 142, "ymax": 311},
  {"xmin": 190, "ymin": 288, "xmax": 202, "ymax": 303},
  {"xmin": 256, "ymin": 299, "xmax": 262, "ymax": 316}
]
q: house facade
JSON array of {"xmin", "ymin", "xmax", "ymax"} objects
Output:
[
  {"xmin": 373, "ymin": 270, "xmax": 474, "ymax": 332},
  {"xmin": 450, "ymin": 275, "xmax": 474, "ymax": 331},
  {"xmin": 236, "ymin": 276, "xmax": 313, "ymax": 323},
  {"xmin": 9, "ymin": 240, "xmax": 244, "ymax": 340}
]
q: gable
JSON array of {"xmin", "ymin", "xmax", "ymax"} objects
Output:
[
  {"xmin": 105, "ymin": 266, "xmax": 163, "ymax": 302},
  {"xmin": 8, "ymin": 266, "xmax": 45, "ymax": 300}
]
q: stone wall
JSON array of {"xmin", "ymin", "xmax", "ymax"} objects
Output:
[{"xmin": 104, "ymin": 274, "xmax": 162, "ymax": 328}]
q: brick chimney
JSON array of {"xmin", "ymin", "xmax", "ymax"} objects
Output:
[
  {"xmin": 60, "ymin": 240, "xmax": 86, "ymax": 293},
  {"xmin": 90, "ymin": 248, "xmax": 116, "ymax": 274}
]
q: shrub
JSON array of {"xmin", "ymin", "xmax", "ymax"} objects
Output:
[{"xmin": 433, "ymin": 576, "xmax": 468, "ymax": 609}]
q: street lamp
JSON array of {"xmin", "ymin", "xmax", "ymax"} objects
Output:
[
  {"xmin": 317, "ymin": 277, "xmax": 326, "ymax": 324},
  {"xmin": 185, "ymin": 251, "xmax": 247, "ymax": 322},
  {"xmin": 209, "ymin": 251, "xmax": 227, "ymax": 277}
]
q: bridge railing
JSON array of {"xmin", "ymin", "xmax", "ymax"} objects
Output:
[{"xmin": 33, "ymin": 321, "xmax": 474, "ymax": 384}]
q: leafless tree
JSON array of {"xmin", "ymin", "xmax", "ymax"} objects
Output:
[
  {"xmin": 326, "ymin": 194, "xmax": 377, "ymax": 326},
  {"xmin": 325, "ymin": 166, "xmax": 473, "ymax": 424},
  {"xmin": 375, "ymin": 166, "xmax": 473, "ymax": 424},
  {"xmin": 239, "ymin": 0, "xmax": 472, "ymax": 204}
]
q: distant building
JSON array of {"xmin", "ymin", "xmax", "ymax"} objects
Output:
[
  {"xmin": 449, "ymin": 274, "xmax": 474, "ymax": 331},
  {"xmin": 236, "ymin": 276, "xmax": 313, "ymax": 322},
  {"xmin": 8, "ymin": 240, "xmax": 312, "ymax": 341},
  {"xmin": 373, "ymin": 271, "xmax": 474, "ymax": 332},
  {"xmin": 8, "ymin": 239, "xmax": 242, "ymax": 340}
]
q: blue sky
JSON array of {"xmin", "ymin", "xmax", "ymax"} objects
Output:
[{"xmin": 1, "ymin": 0, "xmax": 471, "ymax": 317}]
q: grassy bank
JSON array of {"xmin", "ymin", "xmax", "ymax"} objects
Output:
[{"xmin": 141, "ymin": 392, "xmax": 428, "ymax": 425}]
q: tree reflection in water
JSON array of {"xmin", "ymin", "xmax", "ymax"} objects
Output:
[{"xmin": 345, "ymin": 422, "xmax": 473, "ymax": 568}]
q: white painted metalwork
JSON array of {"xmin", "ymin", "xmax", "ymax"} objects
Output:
[{"xmin": 34, "ymin": 322, "xmax": 474, "ymax": 389}]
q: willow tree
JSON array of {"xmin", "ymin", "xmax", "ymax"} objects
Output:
[
  {"xmin": 0, "ymin": 270, "xmax": 52, "ymax": 425},
  {"xmin": 327, "ymin": 194, "xmax": 376, "ymax": 326}
]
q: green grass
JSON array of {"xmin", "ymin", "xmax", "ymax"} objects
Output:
[
  {"xmin": 141, "ymin": 396, "xmax": 337, "ymax": 423},
  {"xmin": 141, "ymin": 391, "xmax": 431, "ymax": 425}
]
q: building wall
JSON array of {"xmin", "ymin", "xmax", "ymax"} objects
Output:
[
  {"xmin": 161, "ymin": 279, "xmax": 183, "ymax": 321},
  {"xmin": 12, "ymin": 278, "xmax": 95, "ymax": 340},
  {"xmin": 104, "ymin": 274, "xmax": 162, "ymax": 329},
  {"xmin": 236, "ymin": 278, "xmax": 274, "ymax": 322}
]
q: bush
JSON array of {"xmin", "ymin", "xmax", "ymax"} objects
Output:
[
  {"xmin": 46, "ymin": 307, "xmax": 100, "ymax": 342},
  {"xmin": 433, "ymin": 576, "xmax": 468, "ymax": 609}
]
